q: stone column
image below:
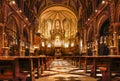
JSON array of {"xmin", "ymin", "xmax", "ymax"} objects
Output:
[
  {"xmin": 113, "ymin": 23, "xmax": 119, "ymax": 55},
  {"xmin": 1, "ymin": 0, "xmax": 7, "ymax": 55},
  {"xmin": 30, "ymin": 27, "xmax": 34, "ymax": 56},
  {"xmin": 109, "ymin": 23, "xmax": 120, "ymax": 55},
  {"xmin": 95, "ymin": 37, "xmax": 98, "ymax": 56},
  {"xmin": 2, "ymin": 0, "xmax": 7, "ymax": 48},
  {"xmin": 83, "ymin": 28, "xmax": 87, "ymax": 54},
  {"xmin": 114, "ymin": 23, "xmax": 120, "ymax": 55},
  {"xmin": 113, "ymin": 32, "xmax": 117, "ymax": 46},
  {"xmin": 112, "ymin": 23, "xmax": 117, "ymax": 47},
  {"xmin": 19, "ymin": 36, "xmax": 23, "ymax": 56},
  {"xmin": 93, "ymin": 18, "xmax": 98, "ymax": 56},
  {"xmin": 1, "ymin": 24, "xmax": 4, "ymax": 48}
]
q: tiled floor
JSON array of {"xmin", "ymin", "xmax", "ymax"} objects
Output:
[{"xmin": 36, "ymin": 59, "xmax": 100, "ymax": 81}]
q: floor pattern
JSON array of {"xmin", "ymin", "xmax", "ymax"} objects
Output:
[{"xmin": 36, "ymin": 59, "xmax": 100, "ymax": 81}]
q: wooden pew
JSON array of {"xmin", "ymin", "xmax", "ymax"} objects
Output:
[
  {"xmin": 99, "ymin": 58, "xmax": 120, "ymax": 81},
  {"xmin": 0, "ymin": 57, "xmax": 15, "ymax": 81},
  {"xmin": 18, "ymin": 57, "xmax": 37, "ymax": 81},
  {"xmin": 0, "ymin": 56, "xmax": 51, "ymax": 81},
  {"xmin": 17, "ymin": 56, "xmax": 47, "ymax": 79},
  {"xmin": 85, "ymin": 56, "xmax": 111, "ymax": 79},
  {"xmin": 14, "ymin": 59, "xmax": 28, "ymax": 81},
  {"xmin": 83, "ymin": 56, "xmax": 120, "ymax": 81}
]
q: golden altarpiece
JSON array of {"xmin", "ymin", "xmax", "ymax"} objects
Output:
[{"xmin": 37, "ymin": 6, "xmax": 78, "ymax": 56}]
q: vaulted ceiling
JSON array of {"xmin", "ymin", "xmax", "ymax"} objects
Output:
[
  {"xmin": 25, "ymin": 0, "xmax": 82, "ymax": 15},
  {"xmin": 23, "ymin": 0, "xmax": 83, "ymax": 22},
  {"xmin": 22, "ymin": 0, "xmax": 107, "ymax": 29}
]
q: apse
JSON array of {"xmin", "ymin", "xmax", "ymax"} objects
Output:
[{"xmin": 37, "ymin": 6, "xmax": 78, "ymax": 48}]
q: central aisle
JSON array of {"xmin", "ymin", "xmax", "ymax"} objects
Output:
[{"xmin": 36, "ymin": 59, "xmax": 99, "ymax": 81}]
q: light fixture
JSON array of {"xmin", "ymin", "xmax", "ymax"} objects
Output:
[
  {"xmin": 41, "ymin": 42, "xmax": 45, "ymax": 47},
  {"xmin": 12, "ymin": 1, "xmax": 16, "ymax": 4},
  {"xmin": 95, "ymin": 40, "xmax": 98, "ymax": 45},
  {"xmin": 19, "ymin": 10, "xmax": 22, "ymax": 13},
  {"xmin": 95, "ymin": 9, "xmax": 98, "ymax": 12},
  {"xmin": 80, "ymin": 40, "xmax": 82, "ymax": 47},
  {"xmin": 47, "ymin": 43, "xmax": 51, "ymax": 48},
  {"xmin": 3, "ymin": 32, "xmax": 5, "ymax": 35},
  {"xmin": 102, "ymin": 1, "xmax": 105, "ymax": 4},
  {"xmin": 26, "ymin": 46, "xmax": 28, "ymax": 48},
  {"xmin": 25, "ymin": 18, "xmax": 28, "ymax": 20},
  {"xmin": 64, "ymin": 43, "xmax": 69, "ymax": 48},
  {"xmin": 24, "ymin": 25, "xmax": 26, "ymax": 27},
  {"xmin": 88, "ymin": 18, "xmax": 90, "ymax": 21},
  {"xmin": 71, "ymin": 42, "xmax": 74, "ymax": 47}
]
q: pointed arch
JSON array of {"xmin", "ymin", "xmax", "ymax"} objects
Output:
[{"xmin": 96, "ymin": 11, "xmax": 109, "ymax": 37}]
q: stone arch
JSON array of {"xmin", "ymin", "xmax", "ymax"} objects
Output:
[
  {"xmin": 5, "ymin": 13, "xmax": 20, "ymax": 55},
  {"xmin": 86, "ymin": 25, "xmax": 94, "ymax": 56},
  {"xmin": 38, "ymin": 4, "xmax": 78, "ymax": 17},
  {"xmin": 7, "ymin": 12, "xmax": 30, "ymax": 42},
  {"xmin": 7, "ymin": 13, "xmax": 20, "ymax": 37},
  {"xmin": 6, "ymin": 15, "xmax": 20, "ymax": 42},
  {"xmin": 87, "ymin": 25, "xmax": 94, "ymax": 42},
  {"xmin": 96, "ymin": 11, "xmax": 111, "ymax": 55},
  {"xmin": 96, "ymin": 11, "xmax": 109, "ymax": 37}
]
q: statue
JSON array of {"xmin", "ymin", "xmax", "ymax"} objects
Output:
[
  {"xmin": 55, "ymin": 20, "xmax": 60, "ymax": 29},
  {"xmin": 54, "ymin": 35, "xmax": 61, "ymax": 47}
]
